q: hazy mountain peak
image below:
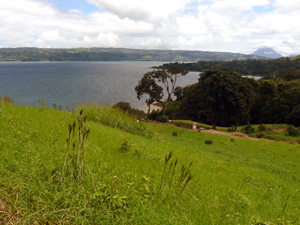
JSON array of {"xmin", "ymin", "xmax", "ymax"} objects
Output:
[{"xmin": 252, "ymin": 47, "xmax": 282, "ymax": 59}]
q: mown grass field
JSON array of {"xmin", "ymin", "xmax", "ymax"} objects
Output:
[{"xmin": 1, "ymin": 103, "xmax": 300, "ymax": 224}]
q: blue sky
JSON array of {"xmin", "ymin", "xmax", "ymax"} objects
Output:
[
  {"xmin": 0, "ymin": 0, "xmax": 300, "ymax": 55},
  {"xmin": 50, "ymin": 0, "xmax": 100, "ymax": 14}
]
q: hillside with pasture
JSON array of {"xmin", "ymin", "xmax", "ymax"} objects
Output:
[{"xmin": 1, "ymin": 100, "xmax": 299, "ymax": 224}]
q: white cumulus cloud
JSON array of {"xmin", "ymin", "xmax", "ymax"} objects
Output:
[
  {"xmin": 0, "ymin": 0, "xmax": 300, "ymax": 55},
  {"xmin": 87, "ymin": 0, "xmax": 191, "ymax": 22}
]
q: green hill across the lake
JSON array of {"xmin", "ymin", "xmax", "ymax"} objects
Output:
[{"xmin": 0, "ymin": 47, "xmax": 266, "ymax": 62}]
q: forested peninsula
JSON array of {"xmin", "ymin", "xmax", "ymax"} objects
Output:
[
  {"xmin": 0, "ymin": 47, "xmax": 265, "ymax": 62},
  {"xmin": 155, "ymin": 55, "xmax": 300, "ymax": 77}
]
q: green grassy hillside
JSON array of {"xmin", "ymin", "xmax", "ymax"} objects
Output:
[{"xmin": 1, "ymin": 104, "xmax": 300, "ymax": 224}]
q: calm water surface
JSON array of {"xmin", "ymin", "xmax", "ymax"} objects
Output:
[{"xmin": 0, "ymin": 61, "xmax": 200, "ymax": 110}]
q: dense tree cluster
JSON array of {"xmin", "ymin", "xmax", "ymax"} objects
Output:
[
  {"xmin": 167, "ymin": 70, "xmax": 255, "ymax": 129},
  {"xmin": 162, "ymin": 69, "xmax": 300, "ymax": 128}
]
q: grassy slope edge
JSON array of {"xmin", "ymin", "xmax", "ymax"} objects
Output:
[{"xmin": 0, "ymin": 104, "xmax": 299, "ymax": 224}]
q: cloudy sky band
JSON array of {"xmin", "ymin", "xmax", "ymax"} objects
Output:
[{"xmin": 1, "ymin": 0, "xmax": 299, "ymax": 56}]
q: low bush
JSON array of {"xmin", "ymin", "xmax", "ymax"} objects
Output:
[
  {"xmin": 157, "ymin": 115, "xmax": 169, "ymax": 123},
  {"xmin": 256, "ymin": 133, "xmax": 265, "ymax": 138},
  {"xmin": 120, "ymin": 137, "xmax": 134, "ymax": 152},
  {"xmin": 227, "ymin": 125, "xmax": 237, "ymax": 132},
  {"xmin": 205, "ymin": 139, "xmax": 213, "ymax": 144},
  {"xmin": 149, "ymin": 109, "xmax": 162, "ymax": 120},
  {"xmin": 257, "ymin": 123, "xmax": 266, "ymax": 132},
  {"xmin": 0, "ymin": 95, "xmax": 14, "ymax": 105},
  {"xmin": 287, "ymin": 125, "xmax": 299, "ymax": 137},
  {"xmin": 242, "ymin": 122, "xmax": 255, "ymax": 134}
]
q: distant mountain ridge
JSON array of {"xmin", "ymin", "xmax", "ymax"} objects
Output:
[
  {"xmin": 0, "ymin": 47, "xmax": 266, "ymax": 62},
  {"xmin": 252, "ymin": 47, "xmax": 282, "ymax": 59}
]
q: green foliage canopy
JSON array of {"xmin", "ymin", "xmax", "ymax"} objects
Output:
[
  {"xmin": 198, "ymin": 70, "xmax": 255, "ymax": 129},
  {"xmin": 176, "ymin": 70, "xmax": 255, "ymax": 129}
]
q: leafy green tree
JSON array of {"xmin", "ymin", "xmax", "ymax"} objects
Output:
[
  {"xmin": 280, "ymin": 67, "xmax": 300, "ymax": 81},
  {"xmin": 174, "ymin": 86, "xmax": 184, "ymax": 101},
  {"xmin": 165, "ymin": 100, "xmax": 181, "ymax": 119},
  {"xmin": 177, "ymin": 83, "xmax": 202, "ymax": 122},
  {"xmin": 250, "ymin": 80, "xmax": 278, "ymax": 124},
  {"xmin": 197, "ymin": 70, "xmax": 255, "ymax": 129},
  {"xmin": 135, "ymin": 66, "xmax": 188, "ymax": 115}
]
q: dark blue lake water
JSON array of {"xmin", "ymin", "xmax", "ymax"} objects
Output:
[{"xmin": 0, "ymin": 61, "xmax": 201, "ymax": 110}]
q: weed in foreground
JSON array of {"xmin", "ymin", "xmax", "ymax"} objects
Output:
[
  {"xmin": 63, "ymin": 110, "xmax": 90, "ymax": 182},
  {"xmin": 159, "ymin": 152, "xmax": 194, "ymax": 200},
  {"xmin": 120, "ymin": 137, "xmax": 134, "ymax": 153}
]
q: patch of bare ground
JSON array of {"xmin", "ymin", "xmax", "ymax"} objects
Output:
[
  {"xmin": 199, "ymin": 129, "xmax": 274, "ymax": 142},
  {"xmin": 165, "ymin": 122, "xmax": 273, "ymax": 142},
  {"xmin": 271, "ymin": 128, "xmax": 286, "ymax": 133},
  {"xmin": 153, "ymin": 121, "xmax": 290, "ymax": 142}
]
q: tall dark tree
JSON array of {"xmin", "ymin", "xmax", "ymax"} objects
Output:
[
  {"xmin": 197, "ymin": 70, "xmax": 255, "ymax": 129},
  {"xmin": 177, "ymin": 83, "xmax": 202, "ymax": 121},
  {"xmin": 285, "ymin": 104, "xmax": 300, "ymax": 126},
  {"xmin": 250, "ymin": 80, "xmax": 278, "ymax": 123},
  {"xmin": 135, "ymin": 66, "xmax": 188, "ymax": 115}
]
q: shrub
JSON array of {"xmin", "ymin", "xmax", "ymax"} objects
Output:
[
  {"xmin": 257, "ymin": 123, "xmax": 266, "ymax": 132},
  {"xmin": 120, "ymin": 138, "xmax": 134, "ymax": 153},
  {"xmin": 172, "ymin": 131, "xmax": 178, "ymax": 136},
  {"xmin": 256, "ymin": 133, "xmax": 265, "ymax": 138},
  {"xmin": 227, "ymin": 125, "xmax": 237, "ymax": 132},
  {"xmin": 113, "ymin": 102, "xmax": 146, "ymax": 120},
  {"xmin": 0, "ymin": 95, "xmax": 14, "ymax": 105},
  {"xmin": 149, "ymin": 109, "xmax": 162, "ymax": 120},
  {"xmin": 113, "ymin": 101, "xmax": 131, "ymax": 112},
  {"xmin": 242, "ymin": 122, "xmax": 255, "ymax": 134},
  {"xmin": 205, "ymin": 139, "xmax": 213, "ymax": 144},
  {"xmin": 157, "ymin": 115, "xmax": 169, "ymax": 123},
  {"xmin": 287, "ymin": 125, "xmax": 299, "ymax": 137}
]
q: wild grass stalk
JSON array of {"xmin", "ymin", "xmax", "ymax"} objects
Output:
[
  {"xmin": 159, "ymin": 151, "xmax": 193, "ymax": 200},
  {"xmin": 159, "ymin": 151, "xmax": 173, "ymax": 190},
  {"xmin": 64, "ymin": 110, "xmax": 90, "ymax": 182}
]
